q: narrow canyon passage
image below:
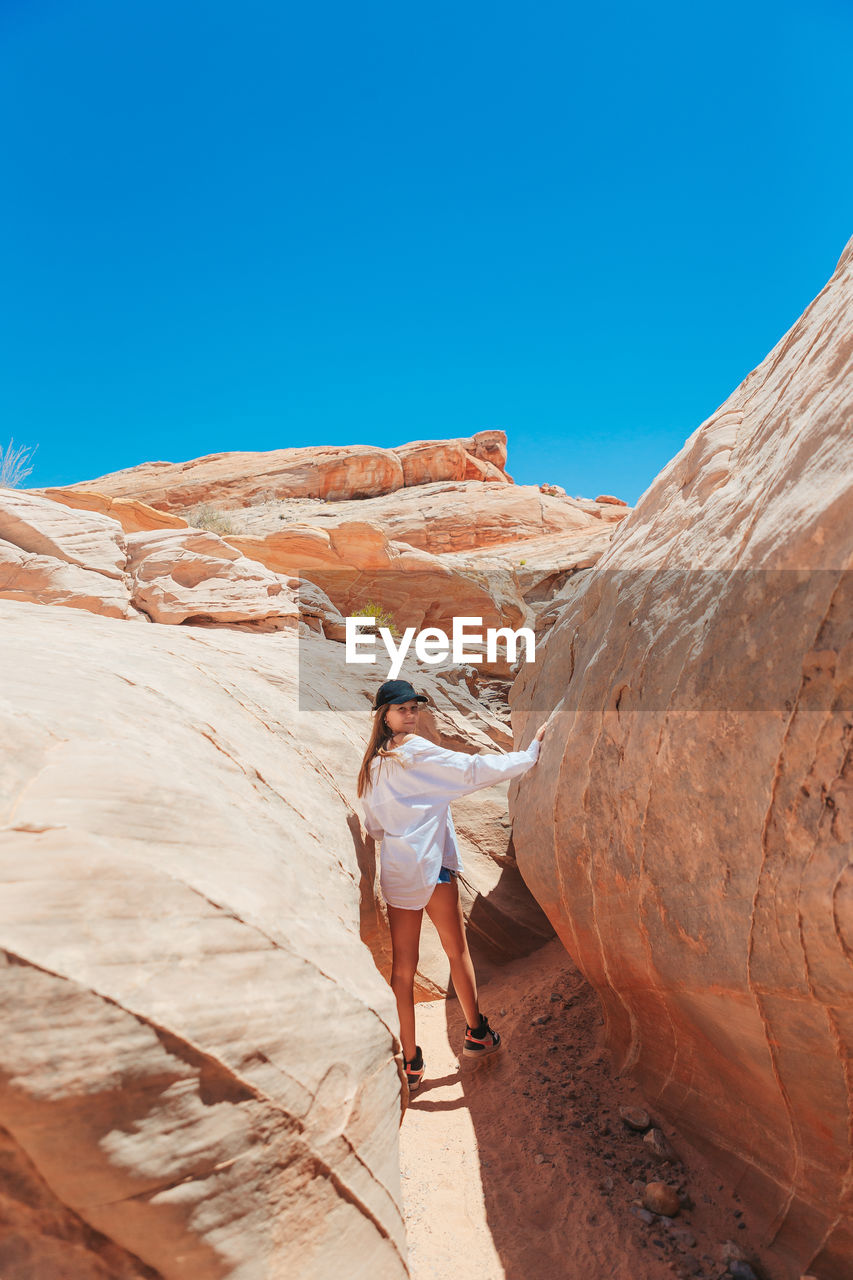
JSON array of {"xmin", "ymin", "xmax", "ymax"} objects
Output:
[{"xmin": 400, "ymin": 938, "xmax": 773, "ymax": 1280}]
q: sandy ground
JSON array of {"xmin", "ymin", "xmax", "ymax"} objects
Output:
[{"xmin": 399, "ymin": 939, "xmax": 776, "ymax": 1280}]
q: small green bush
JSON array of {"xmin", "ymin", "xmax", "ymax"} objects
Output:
[
  {"xmin": 0, "ymin": 438, "xmax": 39, "ymax": 488},
  {"xmin": 188, "ymin": 502, "xmax": 239, "ymax": 535},
  {"xmin": 351, "ymin": 599, "xmax": 401, "ymax": 639}
]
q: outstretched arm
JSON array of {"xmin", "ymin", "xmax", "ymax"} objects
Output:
[{"xmin": 404, "ymin": 734, "xmax": 541, "ymax": 800}]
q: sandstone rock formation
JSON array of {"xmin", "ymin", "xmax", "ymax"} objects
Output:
[
  {"xmin": 233, "ymin": 478, "xmax": 624, "ymax": 550},
  {"xmin": 33, "ymin": 487, "xmax": 189, "ymax": 533},
  {"xmin": 0, "ymin": 489, "xmax": 342, "ymax": 635},
  {"xmin": 393, "ymin": 434, "xmax": 510, "ymax": 486},
  {"xmin": 0, "ymin": 601, "xmax": 409, "ymax": 1279},
  {"xmin": 0, "ymin": 585, "xmax": 554, "ymax": 1276},
  {"xmin": 511, "ymin": 237, "xmax": 853, "ymax": 1278},
  {"xmin": 126, "ymin": 527, "xmax": 300, "ymax": 628},
  {"xmin": 0, "ymin": 488, "xmax": 138, "ymax": 620},
  {"xmin": 60, "ymin": 431, "xmax": 515, "ymax": 511},
  {"xmin": 20, "ymin": 472, "xmax": 631, "ymax": 646},
  {"xmin": 0, "ymin": 1121, "xmax": 162, "ymax": 1280},
  {"xmin": 220, "ymin": 480, "xmax": 627, "ymax": 648},
  {"xmin": 226, "ymin": 517, "xmax": 511, "ymax": 639}
]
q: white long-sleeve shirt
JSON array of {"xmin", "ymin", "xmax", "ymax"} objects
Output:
[{"xmin": 360, "ymin": 733, "xmax": 541, "ymax": 910}]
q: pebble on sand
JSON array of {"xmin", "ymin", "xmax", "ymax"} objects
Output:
[
  {"xmin": 644, "ymin": 1127, "xmax": 678, "ymax": 1162},
  {"xmin": 619, "ymin": 1104, "xmax": 651, "ymax": 1131},
  {"xmin": 727, "ymin": 1261, "xmax": 759, "ymax": 1280},
  {"xmin": 642, "ymin": 1181, "xmax": 681, "ymax": 1216}
]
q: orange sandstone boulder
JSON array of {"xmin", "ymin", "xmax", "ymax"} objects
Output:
[
  {"xmin": 393, "ymin": 438, "xmax": 471, "ymax": 486},
  {"xmin": 511, "ymin": 237, "xmax": 853, "ymax": 1280},
  {"xmin": 29, "ymin": 487, "xmax": 188, "ymax": 532},
  {"xmin": 126, "ymin": 528, "xmax": 300, "ymax": 629},
  {"xmin": 392, "ymin": 430, "xmax": 511, "ymax": 488},
  {"xmin": 462, "ymin": 452, "xmax": 508, "ymax": 482}
]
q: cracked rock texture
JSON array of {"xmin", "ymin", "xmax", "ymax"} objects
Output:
[{"xmin": 512, "ymin": 237, "xmax": 853, "ymax": 1278}]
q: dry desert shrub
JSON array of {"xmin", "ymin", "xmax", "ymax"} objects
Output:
[
  {"xmin": 0, "ymin": 438, "xmax": 39, "ymax": 488},
  {"xmin": 187, "ymin": 502, "xmax": 239, "ymax": 535},
  {"xmin": 350, "ymin": 599, "xmax": 401, "ymax": 639}
]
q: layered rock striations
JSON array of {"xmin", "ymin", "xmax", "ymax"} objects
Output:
[
  {"xmin": 55, "ymin": 430, "xmax": 514, "ymax": 510},
  {"xmin": 0, "ymin": 490, "xmax": 303, "ymax": 631},
  {"xmin": 511, "ymin": 238, "xmax": 853, "ymax": 1277},
  {"xmin": 20, "ymin": 450, "xmax": 631, "ymax": 643}
]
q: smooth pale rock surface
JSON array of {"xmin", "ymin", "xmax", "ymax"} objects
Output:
[
  {"xmin": 511, "ymin": 237, "xmax": 853, "ymax": 1278},
  {"xmin": 0, "ymin": 599, "xmax": 408, "ymax": 1280},
  {"xmin": 0, "ymin": 539, "xmax": 139, "ymax": 621},
  {"xmin": 0, "ymin": 594, "xmax": 555, "ymax": 1277}
]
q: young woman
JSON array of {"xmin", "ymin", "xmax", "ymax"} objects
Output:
[{"xmin": 357, "ymin": 678, "xmax": 548, "ymax": 1093}]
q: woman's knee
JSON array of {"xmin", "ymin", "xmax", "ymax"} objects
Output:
[
  {"xmin": 438, "ymin": 931, "xmax": 468, "ymax": 964},
  {"xmin": 390, "ymin": 962, "xmax": 418, "ymax": 988}
]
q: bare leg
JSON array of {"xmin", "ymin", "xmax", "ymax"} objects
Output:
[
  {"xmin": 425, "ymin": 876, "xmax": 480, "ymax": 1029},
  {"xmin": 386, "ymin": 903, "xmax": 424, "ymax": 1062}
]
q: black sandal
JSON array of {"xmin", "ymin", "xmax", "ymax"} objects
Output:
[
  {"xmin": 463, "ymin": 1014, "xmax": 501, "ymax": 1057},
  {"xmin": 404, "ymin": 1045, "xmax": 425, "ymax": 1092}
]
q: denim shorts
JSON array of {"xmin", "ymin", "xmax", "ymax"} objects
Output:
[{"xmin": 436, "ymin": 866, "xmax": 455, "ymax": 884}]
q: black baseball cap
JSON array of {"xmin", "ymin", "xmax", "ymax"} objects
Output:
[{"xmin": 372, "ymin": 679, "xmax": 429, "ymax": 712}]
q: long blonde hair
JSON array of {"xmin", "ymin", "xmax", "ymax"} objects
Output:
[{"xmin": 357, "ymin": 706, "xmax": 411, "ymax": 797}]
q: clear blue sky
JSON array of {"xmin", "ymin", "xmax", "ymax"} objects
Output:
[{"xmin": 1, "ymin": 1, "xmax": 850, "ymax": 506}]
